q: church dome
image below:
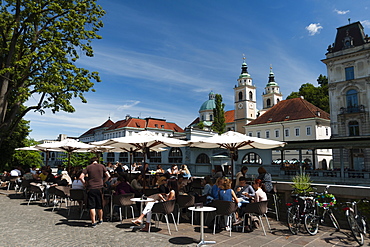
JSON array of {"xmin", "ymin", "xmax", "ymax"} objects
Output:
[
  {"xmin": 199, "ymin": 91, "xmax": 216, "ymax": 111},
  {"xmin": 266, "ymin": 67, "xmax": 278, "ymax": 87}
]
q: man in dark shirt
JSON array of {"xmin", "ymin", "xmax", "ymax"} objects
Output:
[{"xmin": 80, "ymin": 157, "xmax": 110, "ymax": 228}]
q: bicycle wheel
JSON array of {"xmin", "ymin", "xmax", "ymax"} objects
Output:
[
  {"xmin": 328, "ymin": 211, "xmax": 340, "ymax": 232},
  {"xmin": 287, "ymin": 206, "xmax": 299, "ymax": 235},
  {"xmin": 347, "ymin": 210, "xmax": 364, "ymax": 246},
  {"xmin": 304, "ymin": 213, "xmax": 319, "ymax": 235}
]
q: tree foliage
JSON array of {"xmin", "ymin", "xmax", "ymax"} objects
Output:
[
  {"xmin": 286, "ymin": 74, "xmax": 329, "ymax": 113},
  {"xmin": 212, "ymin": 94, "xmax": 226, "ymax": 134},
  {"xmin": 0, "ymin": 0, "xmax": 105, "ymax": 145},
  {"xmin": 0, "ymin": 117, "xmax": 39, "ymax": 171},
  {"xmin": 63, "ymin": 152, "xmax": 98, "ymax": 168},
  {"xmin": 12, "ymin": 138, "xmax": 43, "ymax": 169}
]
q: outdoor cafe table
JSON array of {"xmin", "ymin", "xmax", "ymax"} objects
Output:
[
  {"xmin": 188, "ymin": 206, "xmax": 216, "ymax": 247},
  {"xmin": 130, "ymin": 197, "xmax": 155, "ymax": 228}
]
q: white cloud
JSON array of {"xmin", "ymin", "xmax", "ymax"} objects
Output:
[
  {"xmin": 334, "ymin": 9, "xmax": 350, "ymax": 15},
  {"xmin": 117, "ymin": 100, "xmax": 140, "ymax": 110},
  {"xmin": 305, "ymin": 23, "xmax": 323, "ymax": 36},
  {"xmin": 361, "ymin": 20, "xmax": 370, "ymax": 28}
]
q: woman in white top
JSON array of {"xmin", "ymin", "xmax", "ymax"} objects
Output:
[
  {"xmin": 132, "ymin": 178, "xmax": 179, "ymax": 232},
  {"xmin": 253, "ymin": 179, "xmax": 267, "ymax": 202}
]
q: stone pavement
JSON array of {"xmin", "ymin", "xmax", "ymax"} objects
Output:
[{"xmin": 0, "ymin": 189, "xmax": 365, "ymax": 247}]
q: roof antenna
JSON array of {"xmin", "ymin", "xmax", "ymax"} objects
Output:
[{"xmin": 348, "ymin": 18, "xmax": 351, "ymax": 24}]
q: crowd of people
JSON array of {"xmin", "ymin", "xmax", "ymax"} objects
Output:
[{"xmin": 1, "ymin": 160, "xmax": 273, "ymax": 232}]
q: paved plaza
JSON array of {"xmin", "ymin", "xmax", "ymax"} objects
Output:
[{"xmin": 0, "ymin": 189, "xmax": 365, "ymax": 247}]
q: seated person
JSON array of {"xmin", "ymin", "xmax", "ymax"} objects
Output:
[
  {"xmin": 113, "ymin": 176, "xmax": 136, "ymax": 195},
  {"xmin": 131, "ymin": 174, "xmax": 144, "ymax": 191},
  {"xmin": 218, "ymin": 178, "xmax": 238, "ymax": 202},
  {"xmin": 177, "ymin": 174, "xmax": 190, "ymax": 195},
  {"xmin": 202, "ymin": 175, "xmax": 214, "ymax": 204},
  {"xmin": 72, "ymin": 170, "xmax": 85, "ymax": 190},
  {"xmin": 37, "ymin": 168, "xmax": 55, "ymax": 183},
  {"xmin": 22, "ymin": 168, "xmax": 36, "ymax": 181},
  {"xmin": 211, "ymin": 177, "xmax": 224, "ymax": 200},
  {"xmin": 218, "ymin": 178, "xmax": 240, "ymax": 229},
  {"xmin": 235, "ymin": 177, "xmax": 255, "ymax": 207},
  {"xmin": 253, "ymin": 179, "xmax": 267, "ymax": 202},
  {"xmin": 157, "ymin": 176, "xmax": 169, "ymax": 194},
  {"xmin": 155, "ymin": 165, "xmax": 165, "ymax": 174},
  {"xmin": 132, "ymin": 178, "xmax": 178, "ymax": 231}
]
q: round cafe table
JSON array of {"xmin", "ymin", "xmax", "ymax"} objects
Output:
[
  {"xmin": 130, "ymin": 197, "xmax": 155, "ymax": 228},
  {"xmin": 188, "ymin": 206, "xmax": 216, "ymax": 247}
]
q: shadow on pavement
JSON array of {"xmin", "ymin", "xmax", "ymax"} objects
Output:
[
  {"xmin": 55, "ymin": 219, "xmax": 90, "ymax": 228},
  {"xmin": 169, "ymin": 237, "xmax": 197, "ymax": 245}
]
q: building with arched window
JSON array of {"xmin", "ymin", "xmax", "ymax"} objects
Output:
[{"xmin": 322, "ymin": 21, "xmax": 370, "ymax": 171}]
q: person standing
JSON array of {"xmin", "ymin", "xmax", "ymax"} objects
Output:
[{"xmin": 80, "ymin": 157, "xmax": 110, "ymax": 228}]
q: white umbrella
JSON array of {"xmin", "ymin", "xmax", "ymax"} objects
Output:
[
  {"xmin": 15, "ymin": 145, "xmax": 62, "ymax": 166},
  {"xmin": 91, "ymin": 131, "xmax": 187, "ymax": 189},
  {"xmin": 189, "ymin": 131, "xmax": 286, "ymax": 180},
  {"xmin": 36, "ymin": 139, "xmax": 96, "ymax": 170},
  {"xmin": 91, "ymin": 131, "xmax": 187, "ymax": 154}
]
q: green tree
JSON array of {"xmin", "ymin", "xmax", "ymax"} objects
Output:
[
  {"xmin": 212, "ymin": 94, "xmax": 226, "ymax": 134},
  {"xmin": 64, "ymin": 152, "xmax": 98, "ymax": 168},
  {"xmin": 12, "ymin": 138, "xmax": 43, "ymax": 169},
  {"xmin": 286, "ymin": 74, "xmax": 329, "ymax": 113},
  {"xmin": 0, "ymin": 118, "xmax": 34, "ymax": 170},
  {"xmin": 0, "ymin": 0, "xmax": 105, "ymax": 146}
]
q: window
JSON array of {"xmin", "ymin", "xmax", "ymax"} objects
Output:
[
  {"xmin": 107, "ymin": 152, "xmax": 115, "ymax": 163},
  {"xmin": 149, "ymin": 151, "xmax": 162, "ymax": 163},
  {"xmin": 168, "ymin": 147, "xmax": 183, "ymax": 163},
  {"xmin": 133, "ymin": 152, "xmax": 144, "ymax": 163},
  {"xmin": 345, "ymin": 67, "xmax": 354, "ymax": 80},
  {"xmin": 196, "ymin": 153, "xmax": 210, "ymax": 163},
  {"xmin": 325, "ymin": 128, "xmax": 329, "ymax": 136},
  {"xmin": 346, "ymin": 89, "xmax": 358, "ymax": 112},
  {"xmin": 266, "ymin": 99, "xmax": 271, "ymax": 108},
  {"xmin": 275, "ymin": 130, "xmax": 279, "ymax": 138},
  {"xmin": 257, "ymin": 131, "xmax": 260, "ymax": 138},
  {"xmin": 210, "ymin": 114, "xmax": 213, "ymax": 121},
  {"xmin": 295, "ymin": 128, "xmax": 300, "ymax": 137},
  {"xmin": 248, "ymin": 132, "xmax": 252, "ymax": 137},
  {"xmin": 238, "ymin": 92, "xmax": 243, "ymax": 101},
  {"xmin": 306, "ymin": 126, "xmax": 311, "ymax": 136},
  {"xmin": 348, "ymin": 121, "xmax": 359, "ymax": 136},
  {"xmin": 285, "ymin": 128, "xmax": 290, "ymax": 137},
  {"xmin": 242, "ymin": 152, "xmax": 262, "ymax": 165},
  {"xmin": 119, "ymin": 152, "xmax": 128, "ymax": 163},
  {"xmin": 249, "ymin": 91, "xmax": 253, "ymax": 101},
  {"xmin": 265, "ymin": 130, "xmax": 270, "ymax": 139}
]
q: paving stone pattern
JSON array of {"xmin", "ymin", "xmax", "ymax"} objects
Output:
[{"xmin": 0, "ymin": 190, "xmax": 364, "ymax": 247}]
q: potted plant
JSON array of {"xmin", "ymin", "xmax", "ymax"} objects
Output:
[{"xmin": 291, "ymin": 172, "xmax": 313, "ymax": 195}]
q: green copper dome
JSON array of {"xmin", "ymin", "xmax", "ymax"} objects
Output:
[
  {"xmin": 266, "ymin": 67, "xmax": 278, "ymax": 87},
  {"xmin": 239, "ymin": 62, "xmax": 250, "ymax": 79},
  {"xmin": 199, "ymin": 91, "xmax": 216, "ymax": 111}
]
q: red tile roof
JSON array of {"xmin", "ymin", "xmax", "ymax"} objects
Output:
[
  {"xmin": 81, "ymin": 117, "xmax": 184, "ymax": 138},
  {"xmin": 247, "ymin": 97, "xmax": 330, "ymax": 126},
  {"xmin": 80, "ymin": 119, "xmax": 114, "ymax": 136},
  {"xmin": 225, "ymin": 110, "xmax": 235, "ymax": 123}
]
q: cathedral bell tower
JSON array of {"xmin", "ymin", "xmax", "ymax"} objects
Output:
[
  {"xmin": 234, "ymin": 56, "xmax": 257, "ymax": 133},
  {"xmin": 259, "ymin": 66, "xmax": 283, "ymax": 116}
]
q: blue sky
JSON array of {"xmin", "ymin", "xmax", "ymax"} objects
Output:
[{"xmin": 26, "ymin": 0, "xmax": 370, "ymax": 141}]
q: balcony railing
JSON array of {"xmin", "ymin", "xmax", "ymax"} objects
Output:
[{"xmin": 339, "ymin": 105, "xmax": 365, "ymax": 114}]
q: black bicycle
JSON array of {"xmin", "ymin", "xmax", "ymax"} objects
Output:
[
  {"xmin": 304, "ymin": 185, "xmax": 340, "ymax": 235},
  {"xmin": 286, "ymin": 193, "xmax": 316, "ymax": 235},
  {"xmin": 343, "ymin": 199, "xmax": 368, "ymax": 246}
]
